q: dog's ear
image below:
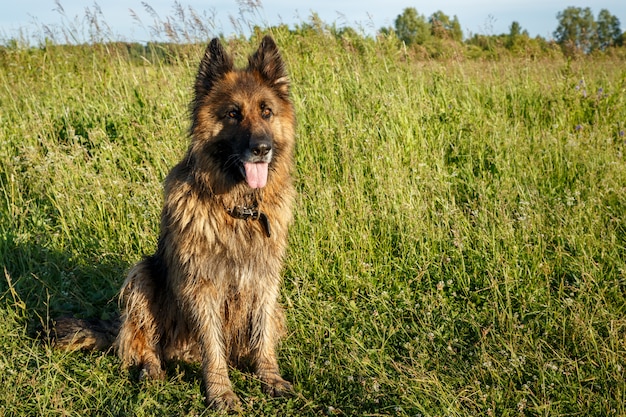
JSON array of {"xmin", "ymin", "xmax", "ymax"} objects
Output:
[
  {"xmin": 195, "ymin": 38, "xmax": 233, "ymax": 100},
  {"xmin": 248, "ymin": 35, "xmax": 290, "ymax": 98}
]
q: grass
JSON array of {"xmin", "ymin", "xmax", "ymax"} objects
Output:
[{"xmin": 1, "ymin": 25, "xmax": 626, "ymax": 416}]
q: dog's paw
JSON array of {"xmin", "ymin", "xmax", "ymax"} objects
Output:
[
  {"xmin": 207, "ymin": 390, "xmax": 242, "ymax": 414},
  {"xmin": 138, "ymin": 361, "xmax": 165, "ymax": 381},
  {"xmin": 261, "ymin": 375, "xmax": 294, "ymax": 398}
]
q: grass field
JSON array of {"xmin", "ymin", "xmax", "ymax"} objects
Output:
[{"xmin": 1, "ymin": 26, "xmax": 626, "ymax": 416}]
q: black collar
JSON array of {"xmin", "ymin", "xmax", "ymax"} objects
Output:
[{"xmin": 226, "ymin": 206, "xmax": 271, "ymax": 237}]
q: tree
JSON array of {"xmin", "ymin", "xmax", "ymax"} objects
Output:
[
  {"xmin": 506, "ymin": 21, "xmax": 530, "ymax": 50},
  {"xmin": 394, "ymin": 7, "xmax": 431, "ymax": 45},
  {"xmin": 509, "ymin": 21, "xmax": 522, "ymax": 38},
  {"xmin": 553, "ymin": 6, "xmax": 597, "ymax": 53},
  {"xmin": 429, "ymin": 11, "xmax": 463, "ymax": 41},
  {"xmin": 596, "ymin": 9, "xmax": 622, "ymax": 49}
]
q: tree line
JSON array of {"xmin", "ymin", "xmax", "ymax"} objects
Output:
[
  {"xmin": 1, "ymin": 5, "xmax": 623, "ymax": 62},
  {"xmin": 385, "ymin": 6, "xmax": 624, "ymax": 57}
]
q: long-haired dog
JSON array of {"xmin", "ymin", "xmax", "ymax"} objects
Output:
[{"xmin": 53, "ymin": 35, "xmax": 296, "ymax": 411}]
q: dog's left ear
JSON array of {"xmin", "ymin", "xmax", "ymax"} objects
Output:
[{"xmin": 248, "ymin": 35, "xmax": 290, "ymax": 98}]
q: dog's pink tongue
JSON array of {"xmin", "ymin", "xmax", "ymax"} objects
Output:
[{"xmin": 244, "ymin": 162, "xmax": 269, "ymax": 188}]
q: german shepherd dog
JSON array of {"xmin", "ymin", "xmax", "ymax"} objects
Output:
[{"xmin": 52, "ymin": 35, "xmax": 296, "ymax": 411}]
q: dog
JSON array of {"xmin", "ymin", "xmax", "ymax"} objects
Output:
[{"xmin": 52, "ymin": 35, "xmax": 296, "ymax": 411}]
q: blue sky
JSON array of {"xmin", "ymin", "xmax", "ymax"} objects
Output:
[{"xmin": 2, "ymin": 1, "xmax": 625, "ymax": 43}]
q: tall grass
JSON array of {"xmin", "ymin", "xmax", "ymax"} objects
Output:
[{"xmin": 1, "ymin": 17, "xmax": 626, "ymax": 417}]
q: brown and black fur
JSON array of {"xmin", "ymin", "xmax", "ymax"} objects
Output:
[{"xmin": 52, "ymin": 36, "xmax": 296, "ymax": 411}]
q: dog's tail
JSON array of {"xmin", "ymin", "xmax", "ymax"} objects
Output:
[{"xmin": 49, "ymin": 317, "xmax": 121, "ymax": 351}]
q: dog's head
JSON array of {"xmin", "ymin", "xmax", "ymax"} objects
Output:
[{"xmin": 189, "ymin": 36, "xmax": 294, "ymax": 191}]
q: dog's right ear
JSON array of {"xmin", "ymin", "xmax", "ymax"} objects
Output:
[{"xmin": 195, "ymin": 38, "xmax": 233, "ymax": 100}]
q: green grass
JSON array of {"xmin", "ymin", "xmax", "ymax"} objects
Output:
[{"xmin": 1, "ymin": 29, "xmax": 626, "ymax": 416}]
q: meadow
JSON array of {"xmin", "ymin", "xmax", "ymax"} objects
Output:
[{"xmin": 1, "ymin": 26, "xmax": 626, "ymax": 416}]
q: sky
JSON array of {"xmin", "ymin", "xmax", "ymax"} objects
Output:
[{"xmin": 1, "ymin": 0, "xmax": 625, "ymax": 44}]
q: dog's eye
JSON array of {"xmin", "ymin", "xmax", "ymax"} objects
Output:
[
  {"xmin": 227, "ymin": 109, "xmax": 241, "ymax": 120},
  {"xmin": 261, "ymin": 107, "xmax": 272, "ymax": 119}
]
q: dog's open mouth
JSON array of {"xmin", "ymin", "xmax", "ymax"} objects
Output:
[{"xmin": 243, "ymin": 162, "xmax": 269, "ymax": 189}]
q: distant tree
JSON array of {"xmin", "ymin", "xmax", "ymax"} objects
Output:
[
  {"xmin": 596, "ymin": 9, "xmax": 622, "ymax": 49},
  {"xmin": 466, "ymin": 33, "xmax": 498, "ymax": 53},
  {"xmin": 450, "ymin": 16, "xmax": 463, "ymax": 41},
  {"xmin": 509, "ymin": 21, "xmax": 522, "ymax": 38},
  {"xmin": 506, "ymin": 21, "xmax": 529, "ymax": 50},
  {"xmin": 554, "ymin": 6, "xmax": 597, "ymax": 53},
  {"xmin": 378, "ymin": 26, "xmax": 394, "ymax": 37},
  {"xmin": 394, "ymin": 7, "xmax": 431, "ymax": 45},
  {"xmin": 429, "ymin": 11, "xmax": 463, "ymax": 41}
]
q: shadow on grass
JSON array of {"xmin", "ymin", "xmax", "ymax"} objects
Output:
[{"xmin": 0, "ymin": 233, "xmax": 129, "ymax": 332}]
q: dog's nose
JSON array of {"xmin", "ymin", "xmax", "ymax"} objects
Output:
[{"xmin": 251, "ymin": 141, "xmax": 272, "ymax": 157}]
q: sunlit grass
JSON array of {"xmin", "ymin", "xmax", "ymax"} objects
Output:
[{"xmin": 1, "ymin": 20, "xmax": 626, "ymax": 417}]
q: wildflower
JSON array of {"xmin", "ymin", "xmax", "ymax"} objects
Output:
[
  {"xmin": 575, "ymin": 79, "xmax": 587, "ymax": 97},
  {"xmin": 371, "ymin": 380, "xmax": 380, "ymax": 392},
  {"xmin": 575, "ymin": 124, "xmax": 583, "ymax": 132},
  {"xmin": 619, "ymin": 130, "xmax": 624, "ymax": 137},
  {"xmin": 327, "ymin": 406, "xmax": 339, "ymax": 415},
  {"xmin": 546, "ymin": 362, "xmax": 559, "ymax": 372}
]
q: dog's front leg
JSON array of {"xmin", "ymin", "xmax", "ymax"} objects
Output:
[
  {"xmin": 184, "ymin": 287, "xmax": 241, "ymax": 412},
  {"xmin": 251, "ymin": 292, "xmax": 293, "ymax": 398}
]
